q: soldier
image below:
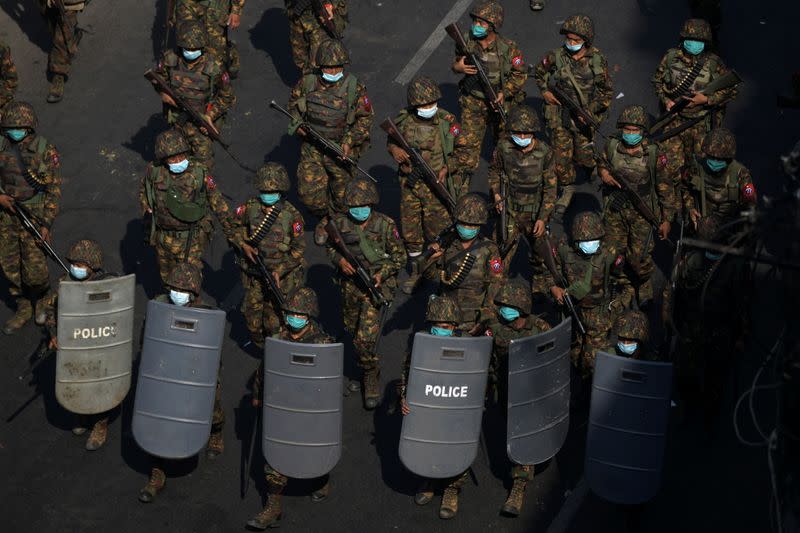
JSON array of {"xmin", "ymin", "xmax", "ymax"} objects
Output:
[
  {"xmin": 139, "ymin": 128, "xmax": 236, "ymax": 287},
  {"xmin": 548, "ymin": 211, "xmax": 624, "ymax": 379},
  {"xmin": 39, "ymin": 0, "xmax": 86, "ymax": 103},
  {"xmin": 139, "ymin": 263, "xmax": 226, "ymax": 502},
  {"xmin": 452, "ymin": 0, "xmax": 527, "ymax": 172},
  {"xmin": 287, "ymin": 39, "xmax": 373, "ymax": 217},
  {"xmin": 285, "ymin": 0, "xmax": 349, "ymax": 74},
  {"xmin": 231, "ymin": 163, "xmax": 306, "ymax": 348},
  {"xmin": 387, "ymin": 76, "xmax": 464, "ymax": 290},
  {"xmin": 0, "ymin": 102, "xmax": 62, "ymax": 334},
  {"xmin": 424, "ymin": 193, "xmax": 505, "ymax": 332},
  {"xmin": 682, "ymin": 128, "xmax": 756, "ymax": 229},
  {"xmin": 152, "ymin": 20, "xmax": 236, "ymax": 170},
  {"xmin": 652, "ymin": 19, "xmax": 737, "ymax": 183},
  {"xmin": 485, "ymin": 281, "xmax": 552, "ymax": 516},
  {"xmin": 601, "ymin": 309, "xmax": 657, "ymax": 361},
  {"xmin": 246, "ymin": 287, "xmax": 336, "ymax": 530},
  {"xmin": 175, "ymin": 0, "xmax": 245, "ymax": 79},
  {"xmin": 534, "ymin": 14, "xmax": 613, "ymax": 215},
  {"xmin": 0, "ymin": 40, "xmax": 18, "ymax": 109},
  {"xmin": 488, "ymin": 104, "xmax": 557, "ymax": 296},
  {"xmin": 318, "ymin": 177, "xmax": 405, "ymax": 408},
  {"xmin": 597, "ymin": 105, "xmax": 674, "ymax": 308}
]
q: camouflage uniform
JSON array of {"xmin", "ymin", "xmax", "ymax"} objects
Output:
[
  {"xmin": 549, "ymin": 212, "xmax": 624, "ymax": 378},
  {"xmin": 488, "ymin": 105, "xmax": 557, "ymax": 295},
  {"xmin": 598, "ymin": 106, "xmax": 675, "ymax": 306},
  {"xmin": 40, "ymin": 0, "xmax": 85, "ymax": 102},
  {"xmin": 285, "ymin": 0, "xmax": 349, "ymax": 74},
  {"xmin": 175, "ymin": 0, "xmax": 245, "ymax": 78},
  {"xmin": 154, "ymin": 21, "xmax": 236, "ymax": 170},
  {"xmin": 0, "ymin": 102, "xmax": 61, "ymax": 334},
  {"xmin": 0, "ymin": 41, "xmax": 18, "ymax": 109},
  {"xmin": 230, "ymin": 163, "xmax": 306, "ymax": 347},
  {"xmin": 287, "ymin": 40, "xmax": 373, "ymax": 217},
  {"xmin": 247, "ymin": 288, "xmax": 335, "ymax": 530},
  {"xmin": 600, "ymin": 309, "xmax": 658, "ymax": 361},
  {"xmin": 534, "ymin": 14, "xmax": 612, "ymax": 209},
  {"xmin": 454, "ymin": 1, "xmax": 528, "ymax": 172},
  {"xmin": 138, "ymin": 129, "xmax": 236, "ymax": 287}
]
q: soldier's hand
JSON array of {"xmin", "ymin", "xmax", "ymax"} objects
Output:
[
  {"xmin": 272, "ymin": 272, "xmax": 281, "ymax": 289},
  {"xmin": 494, "ymin": 193, "xmax": 503, "ymax": 213},
  {"xmin": 658, "ymin": 221, "xmax": 671, "ymax": 241},
  {"xmin": 200, "ymin": 115, "xmax": 220, "ymax": 137},
  {"xmin": 227, "ymin": 13, "xmax": 241, "ymax": 29},
  {"xmin": 437, "ymin": 166, "xmax": 448, "ymax": 184},
  {"xmin": 550, "ymin": 286, "xmax": 566, "ymax": 304},
  {"xmin": 533, "ymin": 219, "xmax": 546, "ymax": 238},
  {"xmin": 340, "ymin": 143, "xmax": 352, "ymax": 160},
  {"xmin": 160, "ymin": 92, "xmax": 177, "ymax": 108},
  {"xmin": 428, "ymin": 242, "xmax": 443, "ymax": 261},
  {"xmin": 40, "ymin": 227, "xmax": 51, "ymax": 243},
  {"xmin": 665, "ymin": 99, "xmax": 676, "ymax": 112},
  {"xmin": 322, "ymin": 3, "xmax": 335, "ymax": 20},
  {"xmin": 48, "ymin": 337, "xmax": 58, "ymax": 351},
  {"xmin": 390, "ymin": 146, "xmax": 411, "ymax": 165},
  {"xmin": 373, "ymin": 272, "xmax": 383, "ymax": 288},
  {"xmin": 542, "ymin": 90, "xmax": 561, "ymax": 106},
  {"xmin": 495, "ymin": 92, "xmax": 505, "ymax": 107},
  {"xmin": 454, "ymin": 57, "xmax": 478, "ymax": 75},
  {"xmin": 251, "ymin": 395, "xmax": 261, "ymax": 408},
  {"xmin": 683, "ymin": 91, "xmax": 709, "ymax": 107},
  {"xmin": 242, "ymin": 243, "xmax": 258, "ymax": 263},
  {"xmin": 339, "ymin": 258, "xmax": 356, "ymax": 276},
  {"xmin": 0, "ymin": 194, "xmax": 15, "ymax": 212},
  {"xmin": 297, "ymin": 127, "xmax": 307, "ymax": 138},
  {"xmin": 401, "ymin": 398, "xmax": 410, "ymax": 416},
  {"xmin": 689, "ymin": 208, "xmax": 701, "ymax": 230},
  {"xmin": 600, "ymin": 168, "xmax": 621, "ymax": 188}
]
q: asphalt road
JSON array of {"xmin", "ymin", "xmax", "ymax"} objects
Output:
[{"xmin": 0, "ymin": 1, "xmax": 796, "ymax": 532}]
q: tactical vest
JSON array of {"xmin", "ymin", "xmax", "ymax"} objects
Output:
[
  {"xmin": 395, "ymin": 110, "xmax": 456, "ymax": 173},
  {"xmin": 559, "ymin": 244, "xmax": 614, "ymax": 309},
  {"xmin": 605, "ymin": 138, "xmax": 657, "ymax": 213},
  {"xmin": 498, "ymin": 139, "xmax": 549, "ymax": 214},
  {"xmin": 244, "ymin": 199, "xmax": 297, "ymax": 265},
  {"xmin": 335, "ymin": 213, "xmax": 392, "ymax": 274},
  {"xmin": 300, "ymin": 73, "xmax": 359, "ymax": 142},
  {"xmin": 164, "ymin": 52, "xmax": 217, "ymax": 116},
  {"xmin": 552, "ymin": 47, "xmax": 604, "ymax": 107},
  {"xmin": 0, "ymin": 135, "xmax": 50, "ymax": 204},
  {"xmin": 147, "ymin": 164, "xmax": 209, "ymax": 230},
  {"xmin": 664, "ymin": 49, "xmax": 716, "ymax": 96},
  {"xmin": 690, "ymin": 158, "xmax": 744, "ymax": 219},
  {"xmin": 440, "ymin": 238, "xmax": 494, "ymax": 319},
  {"xmin": 463, "ymin": 32, "xmax": 511, "ymax": 99}
]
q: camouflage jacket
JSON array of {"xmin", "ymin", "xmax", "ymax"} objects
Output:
[
  {"xmin": 0, "ymin": 134, "xmax": 62, "ymax": 228},
  {"xmin": 488, "ymin": 137, "xmax": 557, "ymax": 223},
  {"xmin": 552, "ymin": 238, "xmax": 624, "ymax": 309},
  {"xmin": 455, "ymin": 32, "xmax": 527, "ymax": 102},
  {"xmin": 682, "ymin": 157, "xmax": 755, "ymax": 219},
  {"xmin": 0, "ymin": 40, "xmax": 18, "ymax": 108},
  {"xmin": 155, "ymin": 49, "xmax": 235, "ymax": 122},
  {"xmin": 285, "ymin": 0, "xmax": 348, "ymax": 31},
  {"xmin": 487, "ymin": 312, "xmax": 551, "ymax": 359},
  {"xmin": 176, "ymin": 0, "xmax": 246, "ymax": 23}
]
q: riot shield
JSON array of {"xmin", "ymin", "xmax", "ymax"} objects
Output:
[
  {"xmin": 55, "ymin": 274, "xmax": 136, "ymax": 414},
  {"xmin": 585, "ymin": 351, "xmax": 674, "ymax": 504},
  {"xmin": 262, "ymin": 338, "xmax": 344, "ymax": 479},
  {"xmin": 507, "ymin": 318, "xmax": 572, "ymax": 465},
  {"xmin": 132, "ymin": 300, "xmax": 226, "ymax": 459},
  {"xmin": 399, "ymin": 333, "xmax": 493, "ymax": 478}
]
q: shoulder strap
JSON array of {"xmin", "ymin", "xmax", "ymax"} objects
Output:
[
  {"xmin": 345, "ymin": 74, "xmax": 359, "ymax": 124},
  {"xmin": 590, "ymin": 51, "xmax": 603, "ymax": 77}
]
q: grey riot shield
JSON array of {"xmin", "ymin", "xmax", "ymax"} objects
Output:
[
  {"xmin": 262, "ymin": 338, "xmax": 344, "ymax": 479},
  {"xmin": 399, "ymin": 333, "xmax": 493, "ymax": 478},
  {"xmin": 55, "ymin": 274, "xmax": 136, "ymax": 415},
  {"xmin": 132, "ymin": 300, "xmax": 226, "ymax": 459},
  {"xmin": 507, "ymin": 318, "xmax": 572, "ymax": 466},
  {"xmin": 585, "ymin": 352, "xmax": 674, "ymax": 504}
]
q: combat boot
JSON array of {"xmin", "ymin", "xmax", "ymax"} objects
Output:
[
  {"xmin": 34, "ymin": 296, "xmax": 48, "ymax": 326},
  {"xmin": 414, "ymin": 480, "xmax": 434, "ymax": 506},
  {"xmin": 138, "ymin": 467, "xmax": 166, "ymax": 503},
  {"xmin": 401, "ymin": 255, "xmax": 423, "ymax": 295},
  {"xmin": 47, "ymin": 74, "xmax": 65, "ymax": 103},
  {"xmin": 501, "ymin": 478, "xmax": 528, "ymax": 516},
  {"xmin": 3, "ymin": 299, "xmax": 32, "ymax": 335},
  {"xmin": 363, "ymin": 368, "xmax": 381, "ymax": 410},
  {"xmin": 310, "ymin": 480, "xmax": 330, "ymax": 503},
  {"xmin": 439, "ymin": 486, "xmax": 460, "ymax": 519},
  {"xmin": 85, "ymin": 418, "xmax": 108, "ymax": 451},
  {"xmin": 246, "ymin": 493, "xmax": 282, "ymax": 530},
  {"xmin": 205, "ymin": 428, "xmax": 224, "ymax": 459}
]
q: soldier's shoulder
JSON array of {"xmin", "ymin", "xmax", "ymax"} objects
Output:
[
  {"xmin": 480, "ymin": 236, "xmax": 501, "ymax": 254},
  {"xmin": 437, "ymin": 109, "xmax": 457, "ymax": 123},
  {"xmin": 284, "ymin": 200, "xmax": 304, "ymax": 217},
  {"xmin": 162, "ymin": 50, "xmax": 179, "ymax": 67},
  {"xmin": 586, "ymin": 46, "xmax": 608, "ymax": 63},
  {"xmin": 153, "ymin": 294, "xmax": 170, "ymax": 303},
  {"xmin": 538, "ymin": 49, "xmax": 558, "ymax": 68},
  {"xmin": 498, "ymin": 34, "xmax": 520, "ymax": 51}
]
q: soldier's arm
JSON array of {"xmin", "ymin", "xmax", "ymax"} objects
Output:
[
  {"xmin": 341, "ymin": 83, "xmax": 373, "ymax": 151},
  {"xmin": 380, "ymin": 218, "xmax": 406, "ymax": 281},
  {"xmin": 275, "ymin": 209, "xmax": 306, "ymax": 277},
  {"xmin": 487, "ymin": 147, "xmax": 503, "ymax": 198},
  {"xmin": 205, "ymin": 176, "xmax": 236, "ymax": 238},
  {"xmin": 589, "ymin": 51, "xmax": 613, "ymax": 118},
  {"xmin": 478, "ymin": 247, "xmax": 505, "ymax": 324},
  {"xmin": 318, "ymin": 219, "xmax": 345, "ymax": 266},
  {"xmin": 651, "ymin": 52, "xmax": 671, "ymax": 106},
  {"xmin": 43, "ymin": 287, "xmax": 58, "ymax": 339},
  {"xmin": 332, "ymin": 0, "xmax": 349, "ymax": 34},
  {"xmin": 707, "ymin": 57, "xmax": 737, "ymax": 106},
  {"xmin": 231, "ymin": 0, "xmax": 245, "ymax": 15},
  {"xmin": 564, "ymin": 261, "xmax": 592, "ymax": 302},
  {"xmin": 533, "ymin": 51, "xmax": 556, "ymax": 95},
  {"xmin": 539, "ymin": 149, "xmax": 558, "ymax": 223},
  {"xmin": 736, "ymin": 165, "xmax": 757, "ymax": 207},
  {"xmin": 532, "ymin": 314, "xmax": 552, "ymax": 332},
  {"xmin": 655, "ymin": 151, "xmax": 676, "ymax": 222},
  {"xmin": 228, "ymin": 203, "xmax": 249, "ymax": 250},
  {"xmin": 0, "ymin": 45, "xmax": 18, "ymax": 105},
  {"xmin": 681, "ymin": 171, "xmax": 698, "ymax": 213},
  {"xmin": 208, "ymin": 70, "xmax": 235, "ymax": 121},
  {"xmin": 503, "ymin": 42, "xmax": 527, "ymax": 99},
  {"xmin": 40, "ymin": 144, "xmax": 62, "ymax": 229}
]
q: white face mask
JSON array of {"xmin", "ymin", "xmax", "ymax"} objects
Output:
[
  {"xmin": 417, "ymin": 104, "xmax": 438, "ymax": 119},
  {"xmin": 169, "ymin": 290, "xmax": 191, "ymax": 306}
]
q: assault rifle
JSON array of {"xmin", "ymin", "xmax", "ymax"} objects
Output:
[
  {"xmin": 252, "ymin": 254, "xmax": 286, "ymax": 309},
  {"xmin": 535, "ymin": 232, "xmax": 586, "ymax": 335},
  {"xmin": 381, "ymin": 118, "xmax": 456, "ymax": 215},
  {"xmin": 605, "ymin": 167, "xmax": 674, "ymax": 247},
  {"xmin": 547, "ymin": 79, "xmax": 602, "ymax": 132},
  {"xmin": 662, "ymin": 215, "xmax": 685, "ymax": 362},
  {"xmin": 324, "ymin": 219, "xmax": 389, "ymax": 307},
  {"xmin": 270, "ymin": 100, "xmax": 378, "ymax": 183}
]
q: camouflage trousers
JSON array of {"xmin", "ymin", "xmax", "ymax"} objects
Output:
[
  {"xmin": 399, "ymin": 176, "xmax": 454, "ymax": 255},
  {"xmin": 171, "ymin": 119, "xmax": 223, "ymax": 172},
  {"xmin": 497, "ymin": 210, "xmax": 550, "ymax": 295},
  {"xmin": 0, "ymin": 211, "xmax": 50, "ymax": 298},
  {"xmin": 571, "ymin": 305, "xmax": 615, "ymax": 379},
  {"xmin": 288, "ymin": 16, "xmax": 331, "ymax": 74},
  {"xmin": 175, "ymin": 1, "xmax": 240, "ymax": 77},
  {"xmin": 241, "ymin": 266, "xmax": 304, "ymax": 347},
  {"xmin": 341, "ymin": 277, "xmax": 392, "ymax": 371},
  {"xmin": 544, "ymin": 109, "xmax": 596, "ymax": 187},
  {"xmin": 458, "ymin": 94, "xmax": 505, "ymax": 171},
  {"xmin": 152, "ymin": 224, "xmax": 211, "ymax": 287},
  {"xmin": 421, "ymin": 470, "xmax": 469, "ymax": 491},
  {"xmin": 656, "ymin": 135, "xmax": 688, "ymax": 216},
  {"xmin": 45, "ymin": 7, "xmax": 79, "ymax": 76},
  {"xmin": 297, "ymin": 141, "xmax": 354, "ymax": 217},
  {"xmin": 512, "ymin": 464, "xmax": 533, "ymax": 481},
  {"xmin": 212, "ymin": 370, "xmax": 224, "ymax": 430},
  {"xmin": 264, "ymin": 462, "xmax": 330, "ymax": 493},
  {"xmin": 604, "ymin": 206, "xmax": 655, "ymax": 304}
]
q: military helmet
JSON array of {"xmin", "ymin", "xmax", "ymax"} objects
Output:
[
  {"xmin": 176, "ymin": 21, "xmax": 207, "ymax": 49},
  {"xmin": 702, "ymin": 128, "xmax": 736, "ymax": 159},
  {"xmin": 316, "ymin": 39, "xmax": 350, "ymax": 67},
  {"xmin": 571, "ymin": 211, "xmax": 605, "ymax": 241},
  {"xmin": 1, "ymin": 101, "xmax": 38, "ymax": 130},
  {"xmin": 470, "ymin": 1, "xmax": 504, "ymax": 29},
  {"xmin": 407, "ymin": 76, "xmax": 442, "ymax": 107},
  {"xmin": 455, "ymin": 193, "xmax": 488, "ymax": 225},
  {"xmin": 614, "ymin": 310, "xmax": 650, "ymax": 342},
  {"xmin": 255, "ymin": 163, "xmax": 290, "ymax": 192},
  {"xmin": 155, "ymin": 128, "xmax": 191, "ymax": 160},
  {"xmin": 66, "ymin": 239, "xmax": 103, "ymax": 270},
  {"xmin": 680, "ymin": 18, "xmax": 713, "ymax": 43},
  {"xmin": 507, "ymin": 105, "xmax": 541, "ymax": 133},
  {"xmin": 345, "ymin": 177, "xmax": 379, "ymax": 207},
  {"xmin": 616, "ymin": 105, "xmax": 649, "ymax": 129},
  {"xmin": 425, "ymin": 295, "xmax": 461, "ymax": 324},
  {"xmin": 166, "ymin": 263, "xmax": 203, "ymax": 296},
  {"xmin": 283, "ymin": 287, "xmax": 320, "ymax": 318},
  {"xmin": 494, "ymin": 281, "xmax": 532, "ymax": 316},
  {"xmin": 560, "ymin": 14, "xmax": 595, "ymax": 43}
]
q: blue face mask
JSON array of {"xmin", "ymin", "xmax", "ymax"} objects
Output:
[
  {"xmin": 617, "ymin": 341, "xmax": 638, "ymax": 355},
  {"xmin": 260, "ymin": 193, "xmax": 280, "ymax": 206},
  {"xmin": 456, "ymin": 224, "xmax": 479, "ymax": 241},
  {"xmin": 565, "ymin": 41, "xmax": 584, "ymax": 53},
  {"xmin": 5, "ymin": 128, "xmax": 27, "ymax": 142},
  {"xmin": 349, "ymin": 206, "xmax": 371, "ymax": 222},
  {"xmin": 417, "ymin": 105, "xmax": 438, "ymax": 119},
  {"xmin": 705, "ymin": 158, "xmax": 728, "ymax": 172},
  {"xmin": 69, "ymin": 264, "xmax": 89, "ymax": 280},
  {"xmin": 471, "ymin": 24, "xmax": 488, "ymax": 38},
  {"xmin": 431, "ymin": 326, "xmax": 454, "ymax": 337},
  {"xmin": 285, "ymin": 314, "xmax": 309, "ymax": 330},
  {"xmin": 170, "ymin": 290, "xmax": 191, "ymax": 306},
  {"xmin": 168, "ymin": 159, "xmax": 189, "ymax": 174},
  {"xmin": 182, "ymin": 48, "xmax": 202, "ymax": 61},
  {"xmin": 321, "ymin": 71, "xmax": 344, "ymax": 83},
  {"xmin": 683, "ymin": 40, "xmax": 705, "ymax": 56},
  {"xmin": 705, "ymin": 250, "xmax": 723, "ymax": 261},
  {"xmin": 511, "ymin": 134, "xmax": 532, "ymax": 148},
  {"xmin": 499, "ymin": 306, "xmax": 520, "ymax": 322},
  {"xmin": 622, "ymin": 132, "xmax": 643, "ymax": 146},
  {"xmin": 578, "ymin": 239, "xmax": 601, "ymax": 255}
]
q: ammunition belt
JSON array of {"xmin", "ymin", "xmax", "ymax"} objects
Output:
[
  {"xmin": 247, "ymin": 205, "xmax": 282, "ymax": 247},
  {"xmin": 440, "ymin": 253, "xmax": 477, "ymax": 289},
  {"xmin": 665, "ymin": 57, "xmax": 707, "ymax": 99}
]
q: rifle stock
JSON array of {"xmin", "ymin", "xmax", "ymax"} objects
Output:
[{"xmin": 324, "ymin": 220, "xmax": 389, "ymax": 307}]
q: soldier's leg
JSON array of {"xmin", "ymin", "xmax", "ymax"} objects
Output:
[
  {"xmin": 20, "ymin": 230, "xmax": 51, "ymax": 325},
  {"xmin": 574, "ymin": 128, "xmax": 596, "ymax": 174},
  {"xmin": 401, "ymin": 179, "xmax": 425, "ymax": 256},
  {"xmin": 0, "ymin": 217, "xmax": 32, "ymax": 333},
  {"xmin": 440, "ymin": 470, "xmax": 469, "ymax": 519},
  {"xmin": 353, "ymin": 298, "xmax": 383, "ymax": 409},
  {"xmin": 627, "ymin": 214, "xmax": 656, "ymax": 306},
  {"xmin": 551, "ymin": 125, "xmax": 577, "ymax": 216},
  {"xmin": 181, "ymin": 121, "xmax": 216, "ymax": 171},
  {"xmin": 247, "ymin": 464, "xmax": 287, "ymax": 529},
  {"xmin": 502, "ymin": 464, "xmax": 533, "ymax": 516},
  {"xmin": 458, "ymin": 95, "xmax": 489, "ymax": 172},
  {"xmin": 325, "ymin": 153, "xmax": 356, "ymax": 215},
  {"xmin": 657, "ymin": 136, "xmax": 686, "ymax": 215},
  {"xmin": 297, "ymin": 143, "xmax": 331, "ymax": 218},
  {"xmin": 527, "ymin": 233, "xmax": 551, "ymax": 298},
  {"xmin": 206, "ymin": 370, "xmax": 225, "ymax": 459},
  {"xmin": 85, "ymin": 413, "xmax": 110, "ymax": 451},
  {"xmin": 580, "ymin": 308, "xmax": 613, "ymax": 379},
  {"xmin": 603, "ymin": 210, "xmax": 635, "ymax": 305},
  {"xmin": 499, "ymin": 213, "xmax": 524, "ymax": 272},
  {"xmin": 138, "ymin": 457, "xmax": 167, "ymax": 503},
  {"xmin": 47, "ymin": 8, "xmax": 79, "ymax": 103},
  {"xmin": 288, "ymin": 15, "xmax": 310, "ymax": 72},
  {"xmin": 242, "ymin": 276, "xmax": 267, "ymax": 346}
]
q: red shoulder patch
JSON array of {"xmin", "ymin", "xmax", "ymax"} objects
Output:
[
  {"xmin": 542, "ymin": 55, "xmax": 549, "ymax": 66},
  {"xmin": 742, "ymin": 183, "xmax": 756, "ymax": 202},
  {"xmin": 614, "ymin": 255, "xmax": 624, "ymax": 267},
  {"xmin": 362, "ymin": 95, "xmax": 372, "ymax": 112},
  {"xmin": 236, "ymin": 204, "xmax": 245, "ymax": 217},
  {"xmin": 221, "ymin": 71, "xmax": 230, "ymax": 84},
  {"xmin": 205, "ymin": 175, "xmax": 217, "ymax": 191},
  {"xmin": 658, "ymin": 154, "xmax": 668, "ymax": 168},
  {"xmin": 449, "ymin": 123, "xmax": 461, "ymax": 137},
  {"xmin": 293, "ymin": 220, "xmax": 304, "ymax": 236},
  {"xmin": 51, "ymin": 153, "xmax": 60, "ymax": 167},
  {"xmin": 512, "ymin": 55, "xmax": 525, "ymax": 68},
  {"xmin": 484, "ymin": 328, "xmax": 493, "ymax": 337},
  {"xmin": 489, "ymin": 257, "xmax": 503, "ymax": 273},
  {"xmin": 393, "ymin": 227, "xmax": 400, "ymax": 239}
]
